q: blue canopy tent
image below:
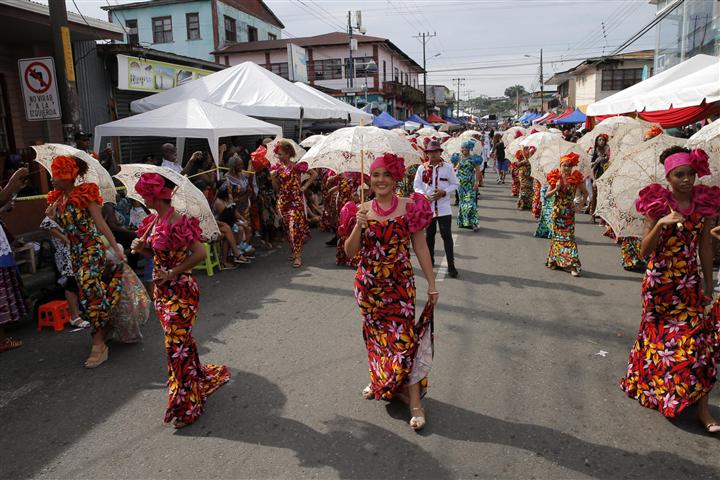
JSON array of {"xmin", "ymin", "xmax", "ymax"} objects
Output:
[
  {"xmin": 519, "ymin": 112, "xmax": 534, "ymax": 122},
  {"xmin": 372, "ymin": 111, "xmax": 404, "ymax": 129},
  {"xmin": 406, "ymin": 114, "xmax": 433, "ymax": 127},
  {"xmin": 553, "ymin": 108, "xmax": 587, "ymax": 125}
]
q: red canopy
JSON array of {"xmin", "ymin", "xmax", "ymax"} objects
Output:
[
  {"xmin": 539, "ymin": 112, "xmax": 559, "ymax": 124},
  {"xmin": 427, "ymin": 113, "xmax": 447, "ymax": 123},
  {"xmin": 587, "ymin": 101, "xmax": 720, "ymax": 129},
  {"xmin": 551, "ymin": 108, "xmax": 574, "ymax": 122}
]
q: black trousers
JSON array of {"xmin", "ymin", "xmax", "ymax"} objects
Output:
[{"xmin": 426, "ymin": 214, "xmax": 454, "ymax": 268}]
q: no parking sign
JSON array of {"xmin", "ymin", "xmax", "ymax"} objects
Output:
[{"xmin": 18, "ymin": 57, "xmax": 62, "ymax": 121}]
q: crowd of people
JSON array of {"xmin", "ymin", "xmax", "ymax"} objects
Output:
[{"xmin": 1, "ymin": 116, "xmax": 720, "ymax": 436}]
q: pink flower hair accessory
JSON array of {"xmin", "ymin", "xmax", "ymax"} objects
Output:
[
  {"xmin": 664, "ymin": 149, "xmax": 711, "ymax": 178},
  {"xmin": 370, "ymin": 153, "xmax": 406, "ymax": 181},
  {"xmin": 135, "ymin": 172, "xmax": 173, "ymax": 201}
]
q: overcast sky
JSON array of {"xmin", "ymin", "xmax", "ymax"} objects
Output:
[{"xmin": 64, "ymin": 0, "xmax": 658, "ymax": 98}]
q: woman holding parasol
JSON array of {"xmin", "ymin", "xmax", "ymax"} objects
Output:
[
  {"xmin": 132, "ymin": 172, "xmax": 230, "ymax": 429},
  {"xmin": 620, "ymin": 146, "xmax": 720, "ymax": 432},
  {"xmin": 515, "ymin": 146, "xmax": 535, "ymax": 211}
]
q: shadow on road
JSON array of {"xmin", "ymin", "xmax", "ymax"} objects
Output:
[{"xmin": 178, "ymin": 370, "xmax": 453, "ymax": 479}]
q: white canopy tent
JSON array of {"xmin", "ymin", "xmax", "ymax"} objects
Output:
[
  {"xmin": 293, "ymin": 82, "xmax": 373, "ymax": 125},
  {"xmin": 130, "ymin": 62, "xmax": 348, "ymax": 123},
  {"xmin": 587, "ymin": 54, "xmax": 720, "ymax": 116},
  {"xmin": 94, "ymin": 99, "xmax": 282, "ymax": 167}
]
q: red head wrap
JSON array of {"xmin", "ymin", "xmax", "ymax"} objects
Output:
[
  {"xmin": 560, "ymin": 152, "xmax": 580, "ymax": 167},
  {"xmin": 370, "ymin": 152, "xmax": 406, "ymax": 181},
  {"xmin": 135, "ymin": 172, "xmax": 173, "ymax": 201},
  {"xmin": 51, "ymin": 155, "xmax": 80, "ymax": 180},
  {"xmin": 664, "ymin": 148, "xmax": 711, "ymax": 178},
  {"xmin": 644, "ymin": 126, "xmax": 663, "ymax": 139},
  {"xmin": 597, "ymin": 133, "xmax": 609, "ymax": 142},
  {"xmin": 514, "ymin": 130, "xmax": 523, "ymax": 139}
]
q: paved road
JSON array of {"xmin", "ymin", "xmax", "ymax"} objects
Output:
[{"xmin": 2, "ymin": 174, "xmax": 719, "ymax": 479}]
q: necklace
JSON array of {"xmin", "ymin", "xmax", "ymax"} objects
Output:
[{"xmin": 372, "ymin": 195, "xmax": 399, "ymax": 217}]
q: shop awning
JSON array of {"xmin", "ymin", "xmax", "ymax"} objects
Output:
[
  {"xmin": 426, "ymin": 113, "xmax": 446, "ymax": 123},
  {"xmin": 372, "ymin": 111, "xmax": 404, "ymax": 129},
  {"xmin": 406, "ymin": 114, "xmax": 434, "ymax": 126},
  {"xmin": 554, "ymin": 108, "xmax": 587, "ymax": 125}
]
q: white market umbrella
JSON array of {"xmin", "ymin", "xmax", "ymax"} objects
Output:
[
  {"xmin": 595, "ymin": 134, "xmax": 686, "ymax": 238},
  {"xmin": 686, "ymin": 118, "xmax": 720, "ymax": 188},
  {"xmin": 265, "ymin": 137, "xmax": 307, "ymax": 164},
  {"xmin": 460, "ymin": 130, "xmax": 483, "ymax": 139},
  {"xmin": 300, "ymin": 134, "xmax": 325, "ymax": 148},
  {"xmin": 33, "ymin": 144, "xmax": 117, "ymax": 204},
  {"xmin": 114, "ymin": 164, "xmax": 220, "ymax": 241}
]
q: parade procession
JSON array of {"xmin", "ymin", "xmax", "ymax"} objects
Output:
[{"xmin": 3, "ymin": 0, "xmax": 720, "ymax": 478}]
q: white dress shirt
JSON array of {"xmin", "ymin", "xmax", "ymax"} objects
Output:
[
  {"xmin": 413, "ymin": 161, "xmax": 460, "ymax": 217},
  {"xmin": 161, "ymin": 159, "xmax": 182, "ymax": 174}
]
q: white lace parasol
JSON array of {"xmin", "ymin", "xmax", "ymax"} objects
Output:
[
  {"xmin": 577, "ymin": 116, "xmax": 652, "ymax": 157},
  {"xmin": 114, "ymin": 164, "xmax": 220, "ymax": 241},
  {"xmin": 529, "ymin": 141, "xmax": 591, "ymax": 186},
  {"xmin": 594, "ymin": 134, "xmax": 686, "ymax": 238},
  {"xmin": 441, "ymin": 136, "xmax": 483, "ymax": 162},
  {"xmin": 32, "ymin": 144, "xmax": 117, "ymax": 204},
  {"xmin": 502, "ymin": 126, "xmax": 527, "ymax": 145},
  {"xmin": 299, "ymin": 134, "xmax": 326, "ymax": 148},
  {"xmin": 686, "ymin": 118, "xmax": 720, "ymax": 188},
  {"xmin": 265, "ymin": 137, "xmax": 307, "ymax": 164}
]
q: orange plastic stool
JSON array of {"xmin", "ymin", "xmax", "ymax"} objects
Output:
[{"xmin": 37, "ymin": 300, "xmax": 71, "ymax": 332}]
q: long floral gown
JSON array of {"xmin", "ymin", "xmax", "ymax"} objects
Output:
[
  {"xmin": 47, "ymin": 183, "xmax": 122, "ymax": 332},
  {"xmin": 620, "ymin": 183, "xmax": 720, "ymax": 417},
  {"xmin": 452, "ymin": 153, "xmax": 482, "ymax": 229},
  {"xmin": 0, "ymin": 224, "xmax": 26, "ymax": 327},
  {"xmin": 138, "ymin": 210, "xmax": 230, "ymax": 425},
  {"xmin": 531, "ymin": 180, "xmax": 542, "ymax": 219},
  {"xmin": 510, "ymin": 162, "xmax": 520, "ymax": 196},
  {"xmin": 336, "ymin": 173, "xmax": 362, "ymax": 267},
  {"xmin": 534, "ymin": 185, "xmax": 554, "ymax": 238},
  {"xmin": 319, "ymin": 169, "xmax": 338, "ymax": 233},
  {"xmin": 545, "ymin": 170, "xmax": 583, "ymax": 271},
  {"xmin": 343, "ymin": 194, "xmax": 434, "ymax": 400},
  {"xmin": 516, "ymin": 161, "xmax": 534, "ymax": 210},
  {"xmin": 619, "ymin": 237, "xmax": 645, "ymax": 270},
  {"xmin": 275, "ymin": 162, "xmax": 310, "ymax": 258}
]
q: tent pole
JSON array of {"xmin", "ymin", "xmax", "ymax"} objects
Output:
[{"xmin": 298, "ymin": 107, "xmax": 304, "ymax": 140}]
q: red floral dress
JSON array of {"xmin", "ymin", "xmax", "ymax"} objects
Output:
[
  {"xmin": 510, "ymin": 162, "xmax": 520, "ymax": 196},
  {"xmin": 545, "ymin": 169, "xmax": 584, "ymax": 271},
  {"xmin": 531, "ymin": 180, "xmax": 542, "ymax": 219},
  {"xmin": 138, "ymin": 210, "xmax": 230, "ymax": 425},
  {"xmin": 319, "ymin": 169, "xmax": 339, "ymax": 233},
  {"xmin": 516, "ymin": 160, "xmax": 533, "ymax": 210},
  {"xmin": 48, "ymin": 183, "xmax": 122, "ymax": 332},
  {"xmin": 275, "ymin": 162, "xmax": 310, "ymax": 258},
  {"xmin": 342, "ymin": 194, "xmax": 435, "ymax": 400},
  {"xmin": 620, "ymin": 183, "xmax": 720, "ymax": 417},
  {"xmin": 336, "ymin": 173, "xmax": 363, "ymax": 267}
]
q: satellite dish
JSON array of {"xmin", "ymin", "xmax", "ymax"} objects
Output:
[{"xmin": 359, "ymin": 26, "xmax": 367, "ymax": 35}]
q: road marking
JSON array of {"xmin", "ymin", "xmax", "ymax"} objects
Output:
[
  {"xmin": 435, "ymin": 233, "xmax": 459, "ymax": 283},
  {"xmin": 0, "ymin": 380, "xmax": 43, "ymax": 409}
]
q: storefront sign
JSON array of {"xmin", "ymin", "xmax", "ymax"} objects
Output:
[
  {"xmin": 17, "ymin": 57, "xmax": 61, "ymax": 121},
  {"xmin": 117, "ymin": 54, "xmax": 212, "ymax": 92},
  {"xmin": 287, "ymin": 44, "xmax": 308, "ymax": 83}
]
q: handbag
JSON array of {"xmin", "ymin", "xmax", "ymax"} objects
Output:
[{"xmin": 108, "ymin": 263, "xmax": 151, "ymax": 343}]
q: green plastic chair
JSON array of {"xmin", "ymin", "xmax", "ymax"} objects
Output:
[{"xmin": 193, "ymin": 242, "xmax": 221, "ymax": 276}]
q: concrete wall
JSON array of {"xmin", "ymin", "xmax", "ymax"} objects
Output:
[
  {"xmin": 216, "ymin": 1, "xmax": 282, "ymax": 47},
  {"xmin": 109, "ymin": 2, "xmax": 214, "ymax": 60}
]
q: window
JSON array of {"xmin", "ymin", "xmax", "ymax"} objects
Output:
[
  {"xmin": 224, "ymin": 16, "xmax": 236, "ymax": 43},
  {"xmin": 314, "ymin": 59, "xmax": 343, "ymax": 80},
  {"xmin": 601, "ymin": 67, "xmax": 644, "ymax": 91},
  {"xmin": 248, "ymin": 25, "xmax": 258, "ymax": 42},
  {"xmin": 268, "ymin": 33, "xmax": 277, "ymax": 41},
  {"xmin": 269, "ymin": 62, "xmax": 288, "ymax": 79},
  {"xmin": 125, "ymin": 19, "xmax": 138, "ymax": 44},
  {"xmin": 186, "ymin": 13, "xmax": 200, "ymax": 40},
  {"xmin": 394, "ymin": 67, "xmax": 399, "ymax": 82},
  {"xmin": 382, "ymin": 61, "xmax": 386, "ymax": 82},
  {"xmin": 152, "ymin": 16, "xmax": 173, "ymax": 44},
  {"xmin": 344, "ymin": 56, "xmax": 372, "ymax": 78}
]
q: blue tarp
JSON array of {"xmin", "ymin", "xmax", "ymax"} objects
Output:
[
  {"xmin": 372, "ymin": 111, "xmax": 404, "ymax": 129},
  {"xmin": 446, "ymin": 117, "xmax": 468, "ymax": 125},
  {"xmin": 406, "ymin": 114, "xmax": 433, "ymax": 127},
  {"xmin": 526, "ymin": 112, "xmax": 543, "ymax": 122},
  {"xmin": 553, "ymin": 108, "xmax": 587, "ymax": 125}
]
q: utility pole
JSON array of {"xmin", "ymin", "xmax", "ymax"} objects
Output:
[
  {"xmin": 463, "ymin": 89, "xmax": 473, "ymax": 119},
  {"xmin": 452, "ymin": 78, "xmax": 465, "ymax": 118},
  {"xmin": 49, "ymin": 0, "xmax": 81, "ymax": 143},
  {"xmin": 539, "ymin": 48, "xmax": 544, "ymax": 112},
  {"xmin": 413, "ymin": 32, "xmax": 436, "ymax": 118},
  {"xmin": 516, "ymin": 88, "xmax": 520, "ymax": 117},
  {"xmin": 347, "ymin": 11, "xmax": 354, "ymax": 89}
]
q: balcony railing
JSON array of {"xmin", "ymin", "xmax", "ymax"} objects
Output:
[{"xmin": 383, "ymin": 81, "xmax": 425, "ymax": 106}]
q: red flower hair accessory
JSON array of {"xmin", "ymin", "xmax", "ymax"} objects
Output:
[
  {"xmin": 51, "ymin": 155, "xmax": 79, "ymax": 180},
  {"xmin": 515, "ymin": 150, "xmax": 523, "ymax": 160},
  {"xmin": 644, "ymin": 125, "xmax": 663, "ymax": 139},
  {"xmin": 597, "ymin": 133, "xmax": 609, "ymax": 142},
  {"xmin": 560, "ymin": 152, "xmax": 580, "ymax": 167},
  {"xmin": 135, "ymin": 172, "xmax": 173, "ymax": 201},
  {"xmin": 250, "ymin": 146, "xmax": 270, "ymax": 172},
  {"xmin": 370, "ymin": 152, "xmax": 406, "ymax": 181},
  {"xmin": 273, "ymin": 143, "xmax": 280, "ymax": 155}
]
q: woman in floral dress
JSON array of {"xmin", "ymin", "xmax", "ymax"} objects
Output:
[
  {"xmin": 533, "ymin": 183, "xmax": 555, "ymax": 239},
  {"xmin": 515, "ymin": 147, "xmax": 534, "ymax": 210},
  {"xmin": 531, "ymin": 180, "xmax": 542, "ymax": 219},
  {"xmin": 133, "ymin": 173, "xmax": 230, "ymax": 429},
  {"xmin": 342, "ymin": 153, "xmax": 437, "ymax": 431},
  {"xmin": 271, "ymin": 140, "xmax": 317, "ymax": 268},
  {"xmin": 509, "ymin": 161, "xmax": 520, "ymax": 197},
  {"xmin": 46, "ymin": 156, "xmax": 124, "ymax": 368},
  {"xmin": 0, "ymin": 167, "xmax": 29, "ymax": 353},
  {"xmin": 620, "ymin": 146, "xmax": 720, "ymax": 432},
  {"xmin": 250, "ymin": 146, "xmax": 279, "ymax": 248},
  {"xmin": 335, "ymin": 172, "xmax": 363, "ymax": 267},
  {"xmin": 545, "ymin": 152, "xmax": 588, "ymax": 277},
  {"xmin": 451, "ymin": 140, "xmax": 482, "ymax": 231},
  {"xmin": 319, "ymin": 169, "xmax": 339, "ymax": 233}
]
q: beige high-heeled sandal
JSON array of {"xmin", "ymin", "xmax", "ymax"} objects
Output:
[
  {"xmin": 84, "ymin": 343, "xmax": 108, "ymax": 369},
  {"xmin": 410, "ymin": 407, "xmax": 426, "ymax": 431},
  {"xmin": 362, "ymin": 384, "xmax": 374, "ymax": 399}
]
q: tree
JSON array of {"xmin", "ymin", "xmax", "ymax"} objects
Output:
[{"xmin": 504, "ymin": 85, "xmax": 527, "ymax": 99}]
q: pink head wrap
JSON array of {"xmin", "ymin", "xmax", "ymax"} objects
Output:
[
  {"xmin": 135, "ymin": 172, "xmax": 174, "ymax": 201},
  {"xmin": 369, "ymin": 152, "xmax": 406, "ymax": 181},
  {"xmin": 664, "ymin": 149, "xmax": 711, "ymax": 178}
]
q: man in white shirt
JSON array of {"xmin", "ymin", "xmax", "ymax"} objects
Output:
[
  {"xmin": 413, "ymin": 140, "xmax": 460, "ymax": 278},
  {"xmin": 160, "ymin": 143, "xmax": 183, "ymax": 174}
]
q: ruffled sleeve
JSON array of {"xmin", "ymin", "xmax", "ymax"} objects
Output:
[
  {"xmin": 405, "ymin": 192, "xmax": 432, "ymax": 232},
  {"xmin": 47, "ymin": 189, "xmax": 63, "ymax": 205},
  {"xmin": 546, "ymin": 169, "xmax": 562, "ymax": 188},
  {"xmin": 635, "ymin": 183, "xmax": 671, "ymax": 219},
  {"xmin": 295, "ymin": 161, "xmax": 309, "ymax": 173},
  {"xmin": 450, "ymin": 152, "xmax": 460, "ymax": 165},
  {"xmin": 171, "ymin": 215, "xmax": 202, "ymax": 248},
  {"xmin": 68, "ymin": 183, "xmax": 102, "ymax": 209},
  {"xmin": 136, "ymin": 213, "xmax": 158, "ymax": 240},
  {"xmin": 692, "ymin": 185, "xmax": 720, "ymax": 219},
  {"xmin": 338, "ymin": 201, "xmax": 358, "ymax": 237},
  {"xmin": 567, "ymin": 170, "xmax": 585, "ymax": 186},
  {"xmin": 471, "ymin": 154, "xmax": 483, "ymax": 166}
]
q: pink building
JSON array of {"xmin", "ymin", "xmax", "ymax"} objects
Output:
[{"xmin": 213, "ymin": 32, "xmax": 424, "ymax": 120}]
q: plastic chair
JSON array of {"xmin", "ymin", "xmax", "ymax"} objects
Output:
[
  {"xmin": 193, "ymin": 242, "xmax": 221, "ymax": 276},
  {"xmin": 37, "ymin": 300, "xmax": 71, "ymax": 332}
]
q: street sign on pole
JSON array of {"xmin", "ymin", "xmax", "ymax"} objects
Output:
[
  {"xmin": 18, "ymin": 57, "xmax": 62, "ymax": 121},
  {"xmin": 341, "ymin": 87, "xmax": 364, "ymax": 93}
]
